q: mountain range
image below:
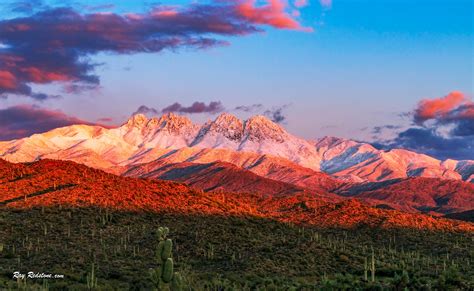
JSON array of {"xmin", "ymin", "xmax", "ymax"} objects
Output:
[{"xmin": 1, "ymin": 113, "xmax": 473, "ymax": 216}]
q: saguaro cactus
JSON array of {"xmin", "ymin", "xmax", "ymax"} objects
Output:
[
  {"xmin": 370, "ymin": 249, "xmax": 376, "ymax": 282},
  {"xmin": 150, "ymin": 227, "xmax": 185, "ymax": 291},
  {"xmin": 364, "ymin": 257, "xmax": 368, "ymax": 281},
  {"xmin": 86, "ymin": 263, "xmax": 98, "ymax": 289}
]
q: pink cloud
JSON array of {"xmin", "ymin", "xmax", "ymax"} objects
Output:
[
  {"xmin": 236, "ymin": 0, "xmax": 312, "ymax": 31},
  {"xmin": 414, "ymin": 91, "xmax": 471, "ymax": 123},
  {"xmin": 0, "ymin": 70, "xmax": 18, "ymax": 90},
  {"xmin": 0, "ymin": 2, "xmax": 311, "ymax": 100}
]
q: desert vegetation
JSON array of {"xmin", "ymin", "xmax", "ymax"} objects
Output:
[
  {"xmin": 0, "ymin": 159, "xmax": 473, "ymax": 289},
  {"xmin": 0, "ymin": 207, "xmax": 473, "ymax": 290}
]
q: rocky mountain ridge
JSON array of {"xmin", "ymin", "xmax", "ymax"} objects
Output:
[{"xmin": 0, "ymin": 112, "xmax": 473, "ymax": 183}]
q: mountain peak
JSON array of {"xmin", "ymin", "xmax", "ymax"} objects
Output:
[
  {"xmin": 124, "ymin": 114, "xmax": 148, "ymax": 128},
  {"xmin": 210, "ymin": 113, "xmax": 244, "ymax": 140},
  {"xmin": 191, "ymin": 113, "xmax": 244, "ymax": 144},
  {"xmin": 156, "ymin": 112, "xmax": 195, "ymax": 134},
  {"xmin": 243, "ymin": 115, "xmax": 287, "ymax": 142},
  {"xmin": 214, "ymin": 112, "xmax": 240, "ymax": 124}
]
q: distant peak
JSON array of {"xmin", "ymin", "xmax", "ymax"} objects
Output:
[
  {"xmin": 215, "ymin": 112, "xmax": 240, "ymax": 122},
  {"xmin": 243, "ymin": 115, "xmax": 287, "ymax": 142},
  {"xmin": 124, "ymin": 114, "xmax": 148, "ymax": 128},
  {"xmin": 160, "ymin": 112, "xmax": 178, "ymax": 119},
  {"xmin": 158, "ymin": 112, "xmax": 192, "ymax": 124},
  {"xmin": 206, "ymin": 112, "xmax": 244, "ymax": 140},
  {"xmin": 245, "ymin": 115, "xmax": 284, "ymax": 130},
  {"xmin": 247, "ymin": 114, "xmax": 273, "ymax": 123},
  {"xmin": 156, "ymin": 112, "xmax": 195, "ymax": 134},
  {"xmin": 213, "ymin": 113, "xmax": 242, "ymax": 127}
]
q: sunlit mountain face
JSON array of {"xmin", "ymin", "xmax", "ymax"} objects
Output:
[
  {"xmin": 1, "ymin": 112, "xmax": 473, "ymax": 216},
  {"xmin": 0, "ymin": 0, "xmax": 472, "ymax": 289},
  {"xmin": 1, "ymin": 113, "xmax": 473, "ymax": 182}
]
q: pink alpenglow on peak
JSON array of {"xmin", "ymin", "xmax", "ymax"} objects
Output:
[{"xmin": 1, "ymin": 112, "xmax": 473, "ymax": 183}]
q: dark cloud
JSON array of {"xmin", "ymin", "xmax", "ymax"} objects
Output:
[
  {"xmin": 371, "ymin": 124, "xmax": 402, "ymax": 135},
  {"xmin": 133, "ymin": 105, "xmax": 159, "ymax": 116},
  {"xmin": 234, "ymin": 104, "xmax": 263, "ymax": 112},
  {"xmin": 0, "ymin": 105, "xmax": 97, "ymax": 140},
  {"xmin": 382, "ymin": 127, "xmax": 474, "ymax": 161},
  {"xmin": 161, "ymin": 101, "xmax": 224, "ymax": 114},
  {"xmin": 264, "ymin": 104, "xmax": 290, "ymax": 124},
  {"xmin": 374, "ymin": 92, "xmax": 474, "ymax": 160},
  {"xmin": 0, "ymin": 1, "xmax": 306, "ymax": 100},
  {"xmin": 411, "ymin": 91, "xmax": 474, "ymax": 140}
]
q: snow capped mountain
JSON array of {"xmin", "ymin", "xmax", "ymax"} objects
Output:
[
  {"xmin": 0, "ymin": 112, "xmax": 473, "ymax": 183},
  {"xmin": 192, "ymin": 113, "xmax": 244, "ymax": 148},
  {"xmin": 312, "ymin": 138, "xmax": 466, "ymax": 182}
]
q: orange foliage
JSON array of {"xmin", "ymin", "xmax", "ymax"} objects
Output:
[{"xmin": 1, "ymin": 159, "xmax": 473, "ymax": 232}]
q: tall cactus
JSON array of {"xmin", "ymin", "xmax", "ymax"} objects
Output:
[
  {"xmin": 370, "ymin": 249, "xmax": 376, "ymax": 282},
  {"xmin": 364, "ymin": 257, "xmax": 368, "ymax": 281},
  {"xmin": 150, "ymin": 227, "xmax": 185, "ymax": 291},
  {"xmin": 86, "ymin": 263, "xmax": 98, "ymax": 289}
]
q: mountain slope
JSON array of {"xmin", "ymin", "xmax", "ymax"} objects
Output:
[
  {"xmin": 338, "ymin": 177, "xmax": 474, "ymax": 214},
  {"xmin": 1, "ymin": 159, "xmax": 472, "ymax": 232},
  {"xmin": 123, "ymin": 147, "xmax": 342, "ymax": 192},
  {"xmin": 124, "ymin": 154, "xmax": 474, "ymax": 216},
  {"xmin": 0, "ymin": 113, "xmax": 472, "ymax": 183},
  {"xmin": 124, "ymin": 160, "xmax": 331, "ymax": 198}
]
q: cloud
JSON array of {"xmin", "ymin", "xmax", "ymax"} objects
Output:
[
  {"xmin": 412, "ymin": 91, "xmax": 474, "ymax": 138},
  {"xmin": 413, "ymin": 91, "xmax": 471, "ymax": 124},
  {"xmin": 236, "ymin": 0, "xmax": 311, "ymax": 31},
  {"xmin": 383, "ymin": 127, "xmax": 474, "ymax": 161},
  {"xmin": 375, "ymin": 91, "xmax": 474, "ymax": 160},
  {"xmin": 264, "ymin": 104, "xmax": 290, "ymax": 123},
  {"xmin": 133, "ymin": 105, "xmax": 159, "ymax": 116},
  {"xmin": 0, "ymin": 105, "xmax": 97, "ymax": 140},
  {"xmin": 161, "ymin": 101, "xmax": 224, "ymax": 114},
  {"xmin": 234, "ymin": 103, "xmax": 263, "ymax": 112},
  {"xmin": 371, "ymin": 124, "xmax": 402, "ymax": 135},
  {"xmin": 0, "ymin": 1, "xmax": 308, "ymax": 99}
]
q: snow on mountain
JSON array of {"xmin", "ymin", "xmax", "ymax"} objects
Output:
[
  {"xmin": 192, "ymin": 113, "xmax": 244, "ymax": 149},
  {"xmin": 0, "ymin": 112, "xmax": 472, "ymax": 183},
  {"xmin": 190, "ymin": 113, "xmax": 321, "ymax": 170},
  {"xmin": 312, "ymin": 139, "xmax": 466, "ymax": 182}
]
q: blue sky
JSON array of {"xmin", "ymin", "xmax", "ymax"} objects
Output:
[{"xmin": 0, "ymin": 0, "xmax": 472, "ymax": 157}]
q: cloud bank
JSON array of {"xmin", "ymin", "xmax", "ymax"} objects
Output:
[
  {"xmin": 162, "ymin": 101, "xmax": 224, "ymax": 114},
  {"xmin": 0, "ymin": 105, "xmax": 97, "ymax": 140},
  {"xmin": 376, "ymin": 91, "xmax": 474, "ymax": 160},
  {"xmin": 0, "ymin": 1, "xmax": 308, "ymax": 100},
  {"xmin": 264, "ymin": 104, "xmax": 290, "ymax": 124}
]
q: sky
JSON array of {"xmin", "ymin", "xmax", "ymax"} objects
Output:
[{"xmin": 0, "ymin": 0, "xmax": 473, "ymax": 160}]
